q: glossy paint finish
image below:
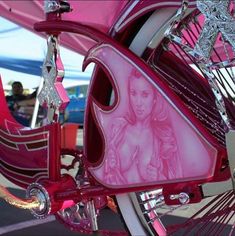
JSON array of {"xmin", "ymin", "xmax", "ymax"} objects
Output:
[
  {"xmin": 85, "ymin": 43, "xmax": 224, "ymax": 189},
  {"xmin": 0, "ymin": 78, "xmax": 61, "ymax": 189},
  {"xmin": 0, "ymin": 1, "xmax": 196, "ymax": 55},
  {"xmin": 0, "ymin": 0, "xmax": 230, "ymax": 202}
]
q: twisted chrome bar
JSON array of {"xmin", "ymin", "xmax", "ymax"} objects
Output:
[{"xmin": 0, "ymin": 185, "xmax": 40, "ymax": 210}]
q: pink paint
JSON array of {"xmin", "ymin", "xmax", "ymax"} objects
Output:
[
  {"xmin": 61, "ymin": 200, "xmax": 75, "ymax": 209},
  {"xmin": 87, "ymin": 44, "xmax": 217, "ymax": 187}
]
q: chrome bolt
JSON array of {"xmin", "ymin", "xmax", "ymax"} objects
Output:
[{"xmin": 170, "ymin": 192, "xmax": 190, "ymax": 204}]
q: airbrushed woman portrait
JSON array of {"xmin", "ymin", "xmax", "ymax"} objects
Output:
[
  {"xmin": 90, "ymin": 46, "xmax": 214, "ymax": 187},
  {"xmin": 102, "ymin": 69, "xmax": 183, "ymax": 185}
]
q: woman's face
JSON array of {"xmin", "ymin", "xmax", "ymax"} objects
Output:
[{"xmin": 129, "ymin": 77, "xmax": 155, "ymax": 121}]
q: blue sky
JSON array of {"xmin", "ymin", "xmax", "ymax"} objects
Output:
[{"xmin": 0, "ymin": 17, "xmax": 93, "ymax": 90}]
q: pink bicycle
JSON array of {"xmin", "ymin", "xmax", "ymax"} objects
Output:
[{"xmin": 1, "ymin": 0, "xmax": 235, "ymax": 235}]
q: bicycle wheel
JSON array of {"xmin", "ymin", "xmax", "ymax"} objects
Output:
[{"xmin": 114, "ymin": 2, "xmax": 235, "ymax": 235}]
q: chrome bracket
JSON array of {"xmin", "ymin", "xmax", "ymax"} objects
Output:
[
  {"xmin": 164, "ymin": 0, "xmax": 189, "ymax": 37},
  {"xmin": 44, "ymin": 0, "xmax": 60, "ymax": 13},
  {"xmin": 86, "ymin": 200, "xmax": 98, "ymax": 231},
  {"xmin": 38, "ymin": 35, "xmax": 69, "ymax": 123},
  {"xmin": 44, "ymin": 0, "xmax": 71, "ymax": 14},
  {"xmin": 195, "ymin": 0, "xmax": 235, "ymax": 61}
]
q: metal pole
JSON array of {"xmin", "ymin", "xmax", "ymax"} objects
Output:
[{"xmin": 30, "ymin": 77, "xmax": 44, "ymax": 128}]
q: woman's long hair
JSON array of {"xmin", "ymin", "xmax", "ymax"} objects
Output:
[
  {"xmin": 152, "ymin": 87, "xmax": 182, "ymax": 178},
  {"xmin": 127, "ymin": 68, "xmax": 182, "ymax": 178}
]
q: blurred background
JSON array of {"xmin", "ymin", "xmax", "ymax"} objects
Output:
[{"xmin": 0, "ymin": 16, "xmax": 93, "ymax": 126}]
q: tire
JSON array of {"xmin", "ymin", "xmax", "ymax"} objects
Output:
[
  {"xmin": 115, "ymin": 3, "xmax": 235, "ymax": 235},
  {"xmin": 115, "ymin": 8, "xmax": 179, "ymax": 236}
]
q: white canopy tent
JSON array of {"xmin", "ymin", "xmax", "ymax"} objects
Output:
[
  {"xmin": 0, "ymin": 16, "xmax": 92, "ymax": 92},
  {"xmin": 0, "ymin": 16, "xmax": 93, "ymax": 127}
]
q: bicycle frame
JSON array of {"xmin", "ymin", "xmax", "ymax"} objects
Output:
[{"xmin": 0, "ymin": 0, "xmax": 232, "ymax": 222}]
